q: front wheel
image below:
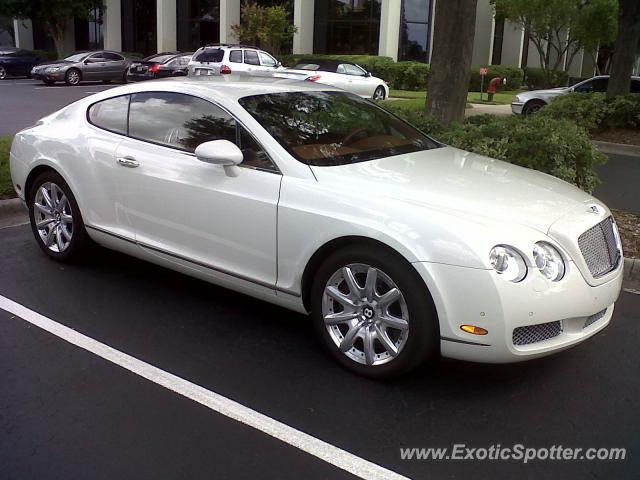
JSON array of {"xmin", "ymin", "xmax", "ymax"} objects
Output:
[
  {"xmin": 373, "ymin": 86, "xmax": 386, "ymax": 100},
  {"xmin": 522, "ymin": 100, "xmax": 545, "ymax": 115},
  {"xmin": 65, "ymin": 68, "xmax": 81, "ymax": 86},
  {"xmin": 311, "ymin": 245, "xmax": 439, "ymax": 378},
  {"xmin": 28, "ymin": 171, "xmax": 90, "ymax": 261}
]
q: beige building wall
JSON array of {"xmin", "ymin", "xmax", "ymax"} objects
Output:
[
  {"xmin": 499, "ymin": 20, "xmax": 524, "ymax": 66},
  {"xmin": 472, "ymin": 0, "xmax": 493, "ymax": 66}
]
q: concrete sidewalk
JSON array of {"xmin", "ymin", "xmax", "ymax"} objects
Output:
[
  {"xmin": 0, "ymin": 198, "xmax": 28, "ymax": 229},
  {"xmin": 465, "ymin": 103, "xmax": 512, "ymax": 117}
]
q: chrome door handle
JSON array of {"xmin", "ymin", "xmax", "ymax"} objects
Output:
[{"xmin": 117, "ymin": 156, "xmax": 140, "ymax": 168}]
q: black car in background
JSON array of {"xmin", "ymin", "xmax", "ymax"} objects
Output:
[
  {"xmin": 0, "ymin": 47, "xmax": 42, "ymax": 79},
  {"xmin": 126, "ymin": 52, "xmax": 193, "ymax": 82}
]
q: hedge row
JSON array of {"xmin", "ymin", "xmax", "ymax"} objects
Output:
[
  {"xmin": 382, "ymin": 103, "xmax": 605, "ymax": 193},
  {"xmin": 523, "ymin": 68, "xmax": 569, "ymax": 90},
  {"xmin": 539, "ymin": 92, "xmax": 640, "ymax": 131}
]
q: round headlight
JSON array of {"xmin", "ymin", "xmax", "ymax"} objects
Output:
[
  {"xmin": 533, "ymin": 242, "xmax": 565, "ymax": 281},
  {"xmin": 489, "ymin": 245, "xmax": 527, "ymax": 282}
]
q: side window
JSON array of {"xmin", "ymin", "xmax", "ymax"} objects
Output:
[
  {"xmin": 244, "ymin": 50, "xmax": 260, "ymax": 66},
  {"xmin": 229, "ymin": 50, "xmax": 242, "ymax": 63},
  {"xmin": 239, "ymin": 128, "xmax": 277, "ymax": 172},
  {"xmin": 128, "ymin": 92, "xmax": 236, "ymax": 152},
  {"xmin": 258, "ymin": 51, "xmax": 276, "ymax": 67},
  {"xmin": 342, "ymin": 64, "xmax": 365, "ymax": 76},
  {"xmin": 179, "ymin": 56, "xmax": 192, "ymax": 66},
  {"xmin": 87, "ymin": 53, "xmax": 105, "ymax": 63},
  {"xmin": 102, "ymin": 52, "xmax": 124, "ymax": 62},
  {"xmin": 88, "ymin": 95, "xmax": 129, "ymax": 135},
  {"xmin": 336, "ymin": 64, "xmax": 346, "ymax": 74}
]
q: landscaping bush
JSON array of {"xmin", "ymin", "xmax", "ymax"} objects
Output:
[
  {"xmin": 122, "ymin": 51, "xmax": 145, "ymax": 59},
  {"xmin": 540, "ymin": 93, "xmax": 640, "ymax": 131},
  {"xmin": 523, "ymin": 68, "xmax": 568, "ymax": 89},
  {"xmin": 469, "ymin": 65, "xmax": 523, "ymax": 91},
  {"xmin": 0, "ymin": 136, "xmax": 14, "ymax": 199},
  {"xmin": 381, "ymin": 104, "xmax": 605, "ymax": 192}
]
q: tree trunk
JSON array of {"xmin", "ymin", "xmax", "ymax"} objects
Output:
[
  {"xmin": 46, "ymin": 20, "xmax": 67, "ymax": 59},
  {"xmin": 607, "ymin": 0, "xmax": 640, "ymax": 98},
  {"xmin": 426, "ymin": 0, "xmax": 478, "ymax": 126}
]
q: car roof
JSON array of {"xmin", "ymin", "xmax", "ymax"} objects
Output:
[
  {"xmin": 292, "ymin": 59, "xmax": 359, "ymax": 72},
  {"xmin": 82, "ymin": 75, "xmax": 341, "ymax": 105}
]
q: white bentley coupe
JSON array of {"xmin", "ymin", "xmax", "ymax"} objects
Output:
[{"xmin": 10, "ymin": 76, "xmax": 623, "ymax": 378}]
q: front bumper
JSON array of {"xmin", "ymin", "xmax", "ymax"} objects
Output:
[
  {"xmin": 413, "ymin": 259, "xmax": 623, "ymax": 363},
  {"xmin": 511, "ymin": 102, "xmax": 524, "ymax": 115},
  {"xmin": 32, "ymin": 71, "xmax": 64, "ymax": 82}
]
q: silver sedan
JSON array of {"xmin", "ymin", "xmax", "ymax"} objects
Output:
[{"xmin": 31, "ymin": 51, "xmax": 131, "ymax": 86}]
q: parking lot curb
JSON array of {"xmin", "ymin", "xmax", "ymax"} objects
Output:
[
  {"xmin": 0, "ymin": 197, "xmax": 24, "ymax": 215},
  {"xmin": 625, "ymin": 258, "xmax": 640, "ymax": 281},
  {"xmin": 593, "ymin": 140, "xmax": 640, "ymax": 158}
]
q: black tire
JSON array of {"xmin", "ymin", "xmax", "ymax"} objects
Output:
[
  {"xmin": 373, "ymin": 85, "xmax": 386, "ymax": 100},
  {"xmin": 64, "ymin": 68, "xmax": 81, "ymax": 86},
  {"xmin": 310, "ymin": 244, "xmax": 439, "ymax": 379},
  {"xmin": 42, "ymin": 79, "xmax": 55, "ymax": 86},
  {"xmin": 28, "ymin": 170, "xmax": 90, "ymax": 262},
  {"xmin": 522, "ymin": 99, "xmax": 545, "ymax": 115},
  {"xmin": 0, "ymin": 65, "xmax": 7, "ymax": 80}
]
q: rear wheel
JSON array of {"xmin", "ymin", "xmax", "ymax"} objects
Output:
[
  {"xmin": 65, "ymin": 68, "xmax": 81, "ymax": 86},
  {"xmin": 373, "ymin": 86, "xmax": 386, "ymax": 100},
  {"xmin": 522, "ymin": 99, "xmax": 545, "ymax": 115},
  {"xmin": 311, "ymin": 244, "xmax": 438, "ymax": 378},
  {"xmin": 28, "ymin": 171, "xmax": 90, "ymax": 261}
]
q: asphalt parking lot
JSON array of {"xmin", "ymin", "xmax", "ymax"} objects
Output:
[{"xmin": 1, "ymin": 78, "xmax": 639, "ymax": 479}]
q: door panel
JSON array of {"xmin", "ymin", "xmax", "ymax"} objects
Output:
[{"xmin": 114, "ymin": 138, "xmax": 281, "ymax": 288}]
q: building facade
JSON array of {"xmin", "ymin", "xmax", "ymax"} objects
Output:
[{"xmin": 9, "ymin": 0, "xmax": 599, "ymax": 77}]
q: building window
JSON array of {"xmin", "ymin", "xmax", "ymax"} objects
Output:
[
  {"xmin": 313, "ymin": 0, "xmax": 382, "ymax": 55},
  {"xmin": 177, "ymin": 0, "xmax": 220, "ymax": 51},
  {"xmin": 491, "ymin": 17, "xmax": 504, "ymax": 65},
  {"xmin": 121, "ymin": 0, "xmax": 157, "ymax": 56},
  {"xmin": 398, "ymin": 0, "xmax": 432, "ymax": 62}
]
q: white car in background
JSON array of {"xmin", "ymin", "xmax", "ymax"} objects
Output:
[
  {"xmin": 277, "ymin": 59, "xmax": 389, "ymax": 100},
  {"xmin": 512, "ymin": 75, "xmax": 640, "ymax": 115},
  {"xmin": 188, "ymin": 44, "xmax": 283, "ymax": 76},
  {"xmin": 10, "ymin": 77, "xmax": 623, "ymax": 378}
]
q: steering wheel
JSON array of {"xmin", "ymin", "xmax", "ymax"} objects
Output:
[{"xmin": 342, "ymin": 128, "xmax": 369, "ymax": 146}]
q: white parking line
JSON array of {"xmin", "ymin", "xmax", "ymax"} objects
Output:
[{"xmin": 0, "ymin": 294, "xmax": 409, "ymax": 480}]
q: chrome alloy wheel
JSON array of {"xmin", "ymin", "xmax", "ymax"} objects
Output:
[
  {"xmin": 34, "ymin": 182, "xmax": 73, "ymax": 253},
  {"xmin": 67, "ymin": 70, "xmax": 80, "ymax": 85},
  {"xmin": 373, "ymin": 86, "xmax": 385, "ymax": 100},
  {"xmin": 0, "ymin": 66, "xmax": 6, "ymax": 80},
  {"xmin": 322, "ymin": 263, "xmax": 409, "ymax": 366}
]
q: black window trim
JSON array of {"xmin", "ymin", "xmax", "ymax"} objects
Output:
[{"xmin": 86, "ymin": 91, "xmax": 281, "ymax": 174}]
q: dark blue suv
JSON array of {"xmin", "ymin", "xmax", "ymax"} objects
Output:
[{"xmin": 0, "ymin": 47, "xmax": 42, "ymax": 79}]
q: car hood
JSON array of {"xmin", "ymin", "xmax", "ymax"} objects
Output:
[
  {"xmin": 519, "ymin": 87, "xmax": 569, "ymax": 98},
  {"xmin": 310, "ymin": 146, "xmax": 595, "ymax": 234},
  {"xmin": 35, "ymin": 60, "xmax": 74, "ymax": 68}
]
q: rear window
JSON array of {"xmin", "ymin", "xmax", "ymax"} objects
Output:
[
  {"xmin": 194, "ymin": 49, "xmax": 224, "ymax": 63},
  {"xmin": 294, "ymin": 63, "xmax": 320, "ymax": 71},
  {"xmin": 88, "ymin": 95, "xmax": 129, "ymax": 135},
  {"xmin": 144, "ymin": 54, "xmax": 176, "ymax": 63}
]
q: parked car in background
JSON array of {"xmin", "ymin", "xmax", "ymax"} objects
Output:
[
  {"xmin": 512, "ymin": 75, "xmax": 640, "ymax": 115},
  {"xmin": 127, "ymin": 52, "xmax": 193, "ymax": 82},
  {"xmin": 277, "ymin": 59, "xmax": 389, "ymax": 100},
  {"xmin": 31, "ymin": 50, "xmax": 131, "ymax": 86},
  {"xmin": 188, "ymin": 44, "xmax": 282, "ymax": 76},
  {"xmin": 0, "ymin": 47, "xmax": 42, "ymax": 79},
  {"xmin": 9, "ymin": 76, "xmax": 623, "ymax": 378}
]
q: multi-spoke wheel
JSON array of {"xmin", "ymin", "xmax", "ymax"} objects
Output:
[
  {"xmin": 311, "ymin": 245, "xmax": 439, "ymax": 378},
  {"xmin": 65, "ymin": 68, "xmax": 81, "ymax": 86},
  {"xmin": 28, "ymin": 171, "xmax": 89, "ymax": 261},
  {"xmin": 373, "ymin": 86, "xmax": 386, "ymax": 100}
]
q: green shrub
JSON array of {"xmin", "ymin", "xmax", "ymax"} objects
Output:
[
  {"xmin": 540, "ymin": 93, "xmax": 640, "ymax": 131},
  {"xmin": 122, "ymin": 51, "xmax": 145, "ymax": 59},
  {"xmin": 380, "ymin": 102, "xmax": 605, "ymax": 192},
  {"xmin": 524, "ymin": 68, "xmax": 569, "ymax": 89},
  {"xmin": 0, "ymin": 136, "xmax": 14, "ymax": 199},
  {"xmin": 469, "ymin": 65, "xmax": 523, "ymax": 91}
]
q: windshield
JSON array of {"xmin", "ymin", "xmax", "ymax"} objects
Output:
[
  {"xmin": 64, "ymin": 52, "xmax": 90, "ymax": 62},
  {"xmin": 194, "ymin": 49, "xmax": 224, "ymax": 63},
  {"xmin": 238, "ymin": 91, "xmax": 439, "ymax": 166}
]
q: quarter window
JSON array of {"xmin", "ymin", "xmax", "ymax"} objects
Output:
[
  {"xmin": 87, "ymin": 95, "xmax": 129, "ymax": 135},
  {"xmin": 229, "ymin": 50, "xmax": 243, "ymax": 63},
  {"xmin": 244, "ymin": 50, "xmax": 260, "ymax": 66},
  {"xmin": 128, "ymin": 92, "xmax": 236, "ymax": 152},
  {"xmin": 102, "ymin": 52, "xmax": 124, "ymax": 62}
]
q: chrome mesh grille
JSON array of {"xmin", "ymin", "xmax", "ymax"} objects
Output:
[
  {"xmin": 513, "ymin": 321, "xmax": 562, "ymax": 346},
  {"xmin": 578, "ymin": 217, "xmax": 619, "ymax": 278},
  {"xmin": 584, "ymin": 308, "xmax": 607, "ymax": 329}
]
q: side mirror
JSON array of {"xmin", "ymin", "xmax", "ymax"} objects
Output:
[
  {"xmin": 195, "ymin": 140, "xmax": 243, "ymax": 177},
  {"xmin": 364, "ymin": 71, "xmax": 371, "ymax": 77},
  {"xmin": 275, "ymin": 61, "xmax": 282, "ymax": 68}
]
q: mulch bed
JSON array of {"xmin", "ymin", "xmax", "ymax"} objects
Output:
[{"xmin": 591, "ymin": 129, "xmax": 640, "ymax": 146}]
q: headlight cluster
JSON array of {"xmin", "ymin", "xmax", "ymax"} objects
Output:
[
  {"xmin": 514, "ymin": 95, "xmax": 523, "ymax": 103},
  {"xmin": 46, "ymin": 67, "xmax": 60, "ymax": 73},
  {"xmin": 490, "ymin": 242, "xmax": 566, "ymax": 283}
]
